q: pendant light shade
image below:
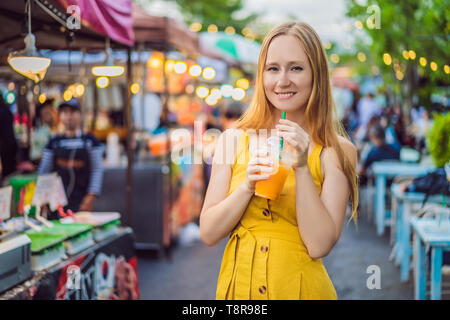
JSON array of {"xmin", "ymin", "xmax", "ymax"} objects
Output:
[
  {"xmin": 91, "ymin": 54, "xmax": 125, "ymax": 77},
  {"xmin": 91, "ymin": 39, "xmax": 124, "ymax": 77},
  {"xmin": 8, "ymin": 1, "xmax": 51, "ymax": 83}
]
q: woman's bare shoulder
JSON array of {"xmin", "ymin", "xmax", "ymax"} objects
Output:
[
  {"xmin": 322, "ymin": 136, "xmax": 357, "ymax": 171},
  {"xmin": 337, "ymin": 136, "xmax": 357, "ymax": 167}
]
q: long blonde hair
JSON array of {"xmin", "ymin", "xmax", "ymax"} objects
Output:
[{"xmin": 234, "ymin": 21, "xmax": 359, "ymax": 224}]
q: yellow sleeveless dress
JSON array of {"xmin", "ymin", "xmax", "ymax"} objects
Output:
[{"xmin": 216, "ymin": 130, "xmax": 337, "ymax": 300}]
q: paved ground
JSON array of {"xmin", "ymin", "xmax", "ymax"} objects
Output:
[
  {"xmin": 323, "ymin": 217, "xmax": 413, "ymax": 299},
  {"xmin": 137, "ymin": 237, "xmax": 227, "ymax": 299},
  {"xmin": 137, "ymin": 216, "xmax": 449, "ymax": 300}
]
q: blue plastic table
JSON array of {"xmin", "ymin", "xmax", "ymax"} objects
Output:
[
  {"xmin": 411, "ymin": 218, "xmax": 450, "ymax": 300},
  {"xmin": 371, "ymin": 161, "xmax": 434, "ymax": 236},
  {"xmin": 390, "ymin": 184, "xmax": 449, "ymax": 282}
]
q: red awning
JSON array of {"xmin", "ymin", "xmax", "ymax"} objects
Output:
[{"xmin": 56, "ymin": 0, "xmax": 134, "ymax": 46}]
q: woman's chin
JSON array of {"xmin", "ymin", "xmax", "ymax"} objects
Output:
[{"xmin": 271, "ymin": 104, "xmax": 300, "ymax": 112}]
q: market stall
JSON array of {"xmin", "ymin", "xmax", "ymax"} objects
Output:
[
  {"xmin": 119, "ymin": 6, "xmax": 261, "ymax": 250},
  {"xmin": 0, "ymin": 0, "xmax": 256, "ymax": 263},
  {"xmin": 0, "ymin": 0, "xmax": 139, "ymax": 299},
  {"xmin": 0, "ymin": 170, "xmax": 137, "ymax": 298},
  {"xmin": 0, "ymin": 226, "xmax": 137, "ymax": 300},
  {"xmin": 92, "ymin": 4, "xmax": 209, "ymax": 252}
]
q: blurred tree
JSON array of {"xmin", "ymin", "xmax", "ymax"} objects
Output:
[
  {"xmin": 346, "ymin": 0, "xmax": 449, "ymax": 118},
  {"xmin": 170, "ymin": 0, "xmax": 258, "ymax": 37}
]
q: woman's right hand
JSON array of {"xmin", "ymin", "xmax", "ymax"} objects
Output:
[{"xmin": 244, "ymin": 148, "xmax": 274, "ymax": 191}]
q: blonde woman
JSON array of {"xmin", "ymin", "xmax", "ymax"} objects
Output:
[{"xmin": 200, "ymin": 22, "xmax": 358, "ymax": 300}]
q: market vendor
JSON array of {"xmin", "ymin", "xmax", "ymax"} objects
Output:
[{"xmin": 38, "ymin": 99, "xmax": 104, "ymax": 213}]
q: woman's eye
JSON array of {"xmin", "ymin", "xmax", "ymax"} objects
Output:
[{"xmin": 266, "ymin": 66, "xmax": 302, "ymax": 71}]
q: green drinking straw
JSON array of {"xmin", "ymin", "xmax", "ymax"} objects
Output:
[{"xmin": 279, "ymin": 111, "xmax": 286, "ymax": 159}]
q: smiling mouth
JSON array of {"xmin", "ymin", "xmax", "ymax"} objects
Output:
[{"xmin": 276, "ymin": 92, "xmax": 296, "ymax": 98}]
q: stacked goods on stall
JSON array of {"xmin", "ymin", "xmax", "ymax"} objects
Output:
[
  {"xmin": 25, "ymin": 221, "xmax": 94, "ymax": 271},
  {"xmin": 25, "ymin": 230, "xmax": 66, "ymax": 271},
  {"xmin": 0, "ymin": 186, "xmax": 32, "ymax": 293},
  {"xmin": 63, "ymin": 211, "xmax": 121, "ymax": 242},
  {"xmin": 92, "ymin": 219, "xmax": 120, "ymax": 241},
  {"xmin": 7, "ymin": 174, "xmax": 123, "ymax": 271},
  {"xmin": 49, "ymin": 222, "xmax": 94, "ymax": 255},
  {"xmin": 15, "ymin": 174, "xmax": 90, "ymax": 270},
  {"xmin": 9, "ymin": 174, "xmax": 37, "ymax": 217}
]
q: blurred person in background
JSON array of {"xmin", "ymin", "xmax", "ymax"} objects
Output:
[
  {"xmin": 38, "ymin": 99, "xmax": 104, "ymax": 213},
  {"xmin": 354, "ymin": 92, "xmax": 382, "ymax": 143},
  {"xmin": 408, "ymin": 107, "xmax": 433, "ymax": 154},
  {"xmin": 0, "ymin": 94, "xmax": 18, "ymax": 183},
  {"xmin": 205, "ymin": 103, "xmax": 223, "ymax": 131},
  {"xmin": 30, "ymin": 98, "xmax": 58, "ymax": 164},
  {"xmin": 332, "ymin": 86, "xmax": 353, "ymax": 125},
  {"xmin": 392, "ymin": 104, "xmax": 415, "ymax": 148},
  {"xmin": 357, "ymin": 92, "xmax": 381, "ymax": 129},
  {"xmin": 221, "ymin": 101, "xmax": 243, "ymax": 130},
  {"xmin": 359, "ymin": 124, "xmax": 399, "ymax": 179},
  {"xmin": 342, "ymin": 89, "xmax": 360, "ymax": 140},
  {"xmin": 410, "ymin": 104, "xmax": 423, "ymax": 124},
  {"xmin": 380, "ymin": 111, "xmax": 401, "ymax": 153},
  {"xmin": 356, "ymin": 115, "xmax": 380, "ymax": 163}
]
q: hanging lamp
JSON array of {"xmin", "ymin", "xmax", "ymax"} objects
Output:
[
  {"xmin": 8, "ymin": 0, "xmax": 51, "ymax": 83},
  {"xmin": 91, "ymin": 38, "xmax": 124, "ymax": 77}
]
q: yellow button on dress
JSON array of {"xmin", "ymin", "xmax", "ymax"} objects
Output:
[{"xmin": 216, "ymin": 130, "xmax": 338, "ymax": 300}]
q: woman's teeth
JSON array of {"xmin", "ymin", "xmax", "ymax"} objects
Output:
[{"xmin": 277, "ymin": 92, "xmax": 296, "ymax": 98}]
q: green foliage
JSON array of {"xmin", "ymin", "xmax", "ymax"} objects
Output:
[
  {"xmin": 427, "ymin": 112, "xmax": 450, "ymax": 168},
  {"xmin": 172, "ymin": 0, "xmax": 258, "ymax": 36},
  {"xmin": 345, "ymin": 0, "xmax": 449, "ymax": 109}
]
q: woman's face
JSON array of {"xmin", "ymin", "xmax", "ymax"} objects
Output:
[{"xmin": 263, "ymin": 34, "xmax": 313, "ymax": 114}]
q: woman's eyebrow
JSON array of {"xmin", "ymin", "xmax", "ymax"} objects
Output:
[{"xmin": 265, "ymin": 60, "xmax": 306, "ymax": 66}]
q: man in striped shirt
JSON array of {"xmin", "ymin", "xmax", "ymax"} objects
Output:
[{"xmin": 38, "ymin": 99, "xmax": 104, "ymax": 213}]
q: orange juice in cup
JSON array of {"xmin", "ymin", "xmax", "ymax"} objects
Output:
[
  {"xmin": 254, "ymin": 137, "xmax": 293, "ymax": 200},
  {"xmin": 255, "ymin": 161, "xmax": 290, "ymax": 200}
]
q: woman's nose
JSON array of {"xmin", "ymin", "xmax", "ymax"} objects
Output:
[{"xmin": 277, "ymin": 70, "xmax": 291, "ymax": 86}]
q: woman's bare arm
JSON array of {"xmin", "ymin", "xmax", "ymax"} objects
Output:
[
  {"xmin": 276, "ymin": 119, "xmax": 358, "ymax": 259},
  {"xmin": 200, "ymin": 129, "xmax": 253, "ymax": 246},
  {"xmin": 295, "ymin": 137, "xmax": 357, "ymax": 259},
  {"xmin": 200, "ymin": 129, "xmax": 274, "ymax": 246}
]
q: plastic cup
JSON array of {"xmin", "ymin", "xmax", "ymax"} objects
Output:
[{"xmin": 254, "ymin": 137, "xmax": 293, "ymax": 200}]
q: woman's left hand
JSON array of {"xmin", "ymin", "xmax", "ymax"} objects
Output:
[{"xmin": 276, "ymin": 119, "xmax": 310, "ymax": 169}]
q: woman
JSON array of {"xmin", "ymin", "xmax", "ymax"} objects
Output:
[{"xmin": 200, "ymin": 22, "xmax": 358, "ymax": 300}]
